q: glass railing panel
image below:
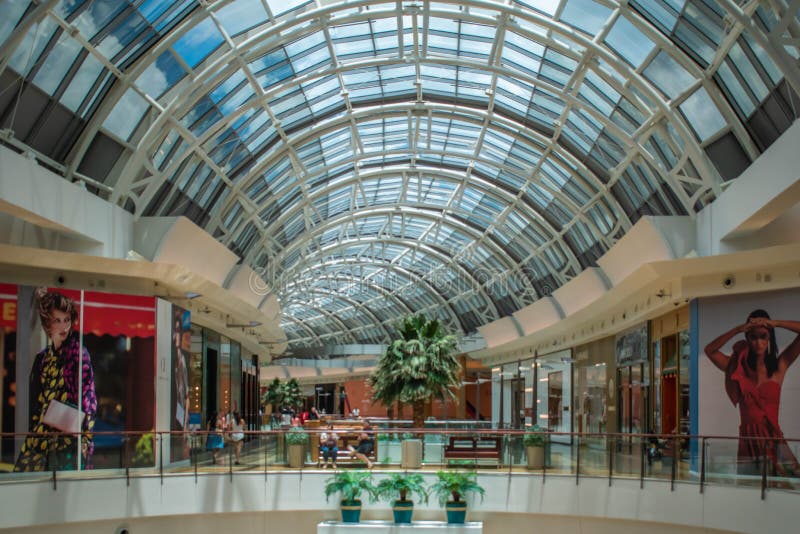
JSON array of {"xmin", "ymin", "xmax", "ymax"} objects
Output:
[
  {"xmin": 610, "ymin": 434, "xmax": 644, "ymax": 479},
  {"xmin": 705, "ymin": 436, "xmax": 748, "ymax": 487},
  {"xmin": 572, "ymin": 433, "xmax": 598, "ymax": 477},
  {"xmin": 2, "ymin": 428, "xmax": 800, "ymax": 497}
]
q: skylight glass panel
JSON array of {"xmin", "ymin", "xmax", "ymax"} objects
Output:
[
  {"xmin": 630, "ymin": 0, "xmax": 684, "ymax": 33},
  {"xmin": 56, "ymin": 50, "xmax": 99, "ymax": 112},
  {"xmin": 8, "ymin": 16, "xmax": 59, "ymax": 76},
  {"xmin": 715, "ymin": 62, "xmax": 755, "ymax": 116},
  {"xmin": 211, "ymin": 70, "xmax": 247, "ymax": 103},
  {"xmin": 94, "ymin": 11, "xmax": 151, "ymax": 60},
  {"xmin": 138, "ymin": 0, "xmax": 172, "ymax": 24},
  {"xmin": 643, "ymin": 51, "xmax": 696, "ymax": 99},
  {"xmin": 512, "ymin": 0, "xmax": 559, "ymax": 16},
  {"xmin": 673, "ymin": 20, "xmax": 715, "ymax": 66},
  {"xmin": 428, "ymin": 32, "xmax": 459, "ymax": 56},
  {"xmin": 215, "ymin": 0, "xmax": 269, "ymax": 37},
  {"xmin": 679, "ymin": 87, "xmax": 725, "ymax": 142},
  {"xmin": 249, "ymin": 49, "xmax": 288, "ymax": 73},
  {"xmin": 173, "ymin": 17, "xmax": 225, "ymax": 68},
  {"xmin": 72, "ymin": 0, "xmax": 127, "ymax": 40},
  {"xmin": 303, "ymin": 76, "xmax": 339, "ymax": 101},
  {"xmin": 257, "ymin": 63, "xmax": 295, "ymax": 89},
  {"xmin": 266, "ymin": 0, "xmax": 310, "ymax": 17},
  {"xmin": 458, "ymin": 23, "xmax": 493, "ymax": 57},
  {"xmin": 586, "ymin": 200, "xmax": 615, "ymax": 235},
  {"xmin": 560, "ymin": 0, "xmax": 612, "ymax": 36},
  {"xmin": 727, "ymin": 42, "xmax": 769, "ymax": 102},
  {"xmin": 103, "ymin": 88, "xmax": 148, "ymax": 140},
  {"xmin": 0, "ymin": 0, "xmax": 28, "ymax": 45},
  {"xmin": 135, "ymin": 51, "xmax": 187, "ymax": 98},
  {"xmin": 604, "ymin": 15, "xmax": 656, "ymax": 68},
  {"xmin": 218, "ymin": 83, "xmax": 255, "ymax": 116},
  {"xmin": 502, "ymin": 32, "xmax": 544, "ymax": 76},
  {"xmin": 32, "ymin": 33, "xmax": 82, "ymax": 96}
]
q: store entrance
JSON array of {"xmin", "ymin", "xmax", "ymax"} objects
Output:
[
  {"xmin": 509, "ymin": 377, "xmax": 525, "ymax": 429},
  {"xmin": 617, "ymin": 364, "xmax": 648, "ymax": 436}
]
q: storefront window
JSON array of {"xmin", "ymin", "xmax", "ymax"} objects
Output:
[
  {"xmin": 535, "ymin": 349, "xmax": 571, "ymax": 443},
  {"xmin": 574, "ymin": 363, "xmax": 607, "ymax": 434},
  {"xmin": 678, "ymin": 329, "xmax": 690, "ymax": 434},
  {"xmin": 220, "ymin": 335, "xmax": 232, "ymax": 416},
  {"xmin": 188, "ymin": 325, "xmax": 203, "ymax": 427}
]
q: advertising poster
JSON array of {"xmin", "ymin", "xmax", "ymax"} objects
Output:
[
  {"xmin": 171, "ymin": 305, "xmax": 192, "ymax": 462},
  {"xmin": 698, "ymin": 289, "xmax": 800, "ymax": 476},
  {"xmin": 0, "ymin": 283, "xmax": 17, "ymax": 468},
  {"xmin": 5, "ymin": 286, "xmax": 156, "ymax": 472}
]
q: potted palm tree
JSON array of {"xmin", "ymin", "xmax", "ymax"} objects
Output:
[
  {"xmin": 430, "ymin": 470, "xmax": 485, "ymax": 524},
  {"xmin": 523, "ymin": 425, "xmax": 547, "ymax": 469},
  {"xmin": 324, "ymin": 470, "xmax": 377, "ymax": 523},
  {"xmin": 285, "ymin": 426, "xmax": 309, "ymax": 468},
  {"xmin": 370, "ymin": 314, "xmax": 460, "ymax": 456},
  {"xmin": 375, "ymin": 472, "xmax": 429, "ymax": 524}
]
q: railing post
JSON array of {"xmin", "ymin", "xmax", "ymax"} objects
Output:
[
  {"xmin": 542, "ymin": 435, "xmax": 547, "ymax": 484},
  {"xmin": 640, "ymin": 435, "xmax": 644, "ymax": 489},
  {"xmin": 699, "ymin": 438, "xmax": 706, "ymax": 494},
  {"xmin": 159, "ymin": 432, "xmax": 164, "ymax": 485},
  {"xmin": 670, "ymin": 436, "xmax": 677, "ymax": 492},
  {"xmin": 507, "ymin": 433, "xmax": 512, "ymax": 474},
  {"xmin": 608, "ymin": 434, "xmax": 613, "ymax": 487},
  {"xmin": 124, "ymin": 436, "xmax": 130, "ymax": 487},
  {"xmin": 761, "ymin": 444, "xmax": 768, "ymax": 500},
  {"xmin": 576, "ymin": 434, "xmax": 581, "ymax": 485},
  {"xmin": 264, "ymin": 432, "xmax": 269, "ymax": 484}
]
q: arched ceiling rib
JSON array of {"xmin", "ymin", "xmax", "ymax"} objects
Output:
[{"xmin": 1, "ymin": 0, "xmax": 798, "ymax": 352}]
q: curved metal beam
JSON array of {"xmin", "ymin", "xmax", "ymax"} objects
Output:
[
  {"xmin": 284, "ymin": 288, "xmax": 393, "ymax": 341},
  {"xmin": 289, "ymin": 257, "xmax": 463, "ymax": 332},
  {"xmin": 283, "ymin": 273, "xmax": 417, "ymax": 318},
  {"xmin": 278, "ymin": 233, "xmax": 504, "ymax": 324}
]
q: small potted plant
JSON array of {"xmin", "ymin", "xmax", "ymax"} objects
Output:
[
  {"xmin": 523, "ymin": 425, "xmax": 547, "ymax": 469},
  {"xmin": 429, "ymin": 470, "xmax": 485, "ymax": 524},
  {"xmin": 285, "ymin": 426, "xmax": 309, "ymax": 468},
  {"xmin": 375, "ymin": 472, "xmax": 429, "ymax": 523},
  {"xmin": 324, "ymin": 470, "xmax": 377, "ymax": 523}
]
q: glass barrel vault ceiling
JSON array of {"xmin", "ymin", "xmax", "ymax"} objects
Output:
[{"xmin": 0, "ymin": 0, "xmax": 798, "ymax": 350}]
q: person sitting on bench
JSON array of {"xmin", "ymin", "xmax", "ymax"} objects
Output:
[
  {"xmin": 347, "ymin": 424, "xmax": 374, "ymax": 468},
  {"xmin": 320, "ymin": 424, "xmax": 338, "ymax": 468}
]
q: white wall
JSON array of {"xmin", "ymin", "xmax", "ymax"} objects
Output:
[
  {"xmin": 696, "ymin": 119, "xmax": 800, "ymax": 256},
  {"xmin": 155, "ymin": 299, "xmax": 173, "ymax": 464},
  {"xmin": 0, "ymin": 472, "xmax": 789, "ymax": 534},
  {"xmin": 0, "ymin": 145, "xmax": 133, "ymax": 258}
]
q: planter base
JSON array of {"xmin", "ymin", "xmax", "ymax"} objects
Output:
[
  {"xmin": 392, "ymin": 500, "xmax": 414, "ymax": 523},
  {"xmin": 340, "ymin": 500, "xmax": 362, "ymax": 523},
  {"xmin": 318, "ymin": 520, "xmax": 482, "ymax": 533},
  {"xmin": 445, "ymin": 501, "xmax": 468, "ymax": 524}
]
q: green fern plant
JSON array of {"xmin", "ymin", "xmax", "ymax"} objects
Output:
[
  {"xmin": 324, "ymin": 470, "xmax": 377, "ymax": 503},
  {"xmin": 429, "ymin": 471, "xmax": 485, "ymax": 505},
  {"xmin": 375, "ymin": 472, "xmax": 429, "ymax": 504}
]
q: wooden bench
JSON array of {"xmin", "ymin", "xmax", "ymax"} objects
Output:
[
  {"xmin": 443, "ymin": 436, "xmax": 502, "ymax": 467},
  {"xmin": 314, "ymin": 425, "xmax": 378, "ymax": 467}
]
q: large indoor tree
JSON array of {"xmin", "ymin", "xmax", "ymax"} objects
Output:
[
  {"xmin": 263, "ymin": 377, "xmax": 305, "ymax": 415},
  {"xmin": 370, "ymin": 314, "xmax": 461, "ymax": 429}
]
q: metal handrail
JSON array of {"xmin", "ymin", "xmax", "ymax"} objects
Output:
[{"xmin": 1, "ymin": 428, "xmax": 797, "ymax": 498}]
